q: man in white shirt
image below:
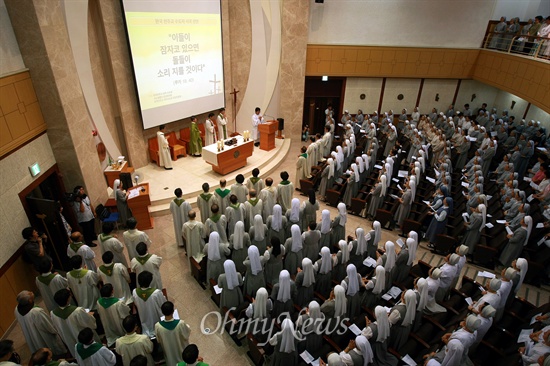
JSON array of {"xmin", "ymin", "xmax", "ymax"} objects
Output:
[
  {"xmin": 123, "ymin": 218, "xmax": 152, "ymax": 261},
  {"xmin": 72, "ymin": 186, "xmax": 97, "ymax": 247},
  {"xmin": 252, "ymin": 107, "xmax": 264, "ymax": 147}
]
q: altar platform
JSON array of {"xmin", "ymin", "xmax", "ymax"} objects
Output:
[{"xmin": 133, "ymin": 137, "xmax": 291, "ymax": 216}]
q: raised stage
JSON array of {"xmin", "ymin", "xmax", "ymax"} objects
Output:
[{"xmin": 132, "ymin": 137, "xmax": 291, "ymax": 217}]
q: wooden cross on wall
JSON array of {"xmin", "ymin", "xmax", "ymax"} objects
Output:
[{"xmin": 230, "ymin": 88, "xmax": 239, "ymax": 132}]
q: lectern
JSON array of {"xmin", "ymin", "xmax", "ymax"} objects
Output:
[
  {"xmin": 127, "ymin": 183, "xmax": 153, "ymax": 230},
  {"xmin": 259, "ymin": 120, "xmax": 278, "ymax": 151}
]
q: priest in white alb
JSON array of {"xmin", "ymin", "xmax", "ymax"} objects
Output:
[
  {"xmin": 96, "ymin": 284, "xmax": 130, "ymax": 347},
  {"xmin": 259, "ymin": 178, "xmax": 278, "ymax": 220},
  {"xmin": 217, "ymin": 108, "xmax": 228, "ymax": 140},
  {"xmin": 132, "ymin": 271, "xmax": 167, "ymax": 338},
  {"xmin": 205, "ymin": 113, "xmax": 217, "ymax": 146},
  {"xmin": 155, "ymin": 301, "xmax": 191, "ymax": 366},
  {"xmin": 170, "ymin": 188, "xmax": 191, "ymax": 248},
  {"xmin": 156, "ymin": 125, "xmax": 173, "ymax": 170},
  {"xmin": 122, "ymin": 217, "xmax": 152, "ymax": 261},
  {"xmin": 67, "ymin": 255, "xmax": 100, "ymax": 310},
  {"xmin": 14, "ymin": 291, "xmax": 67, "ymax": 356}
]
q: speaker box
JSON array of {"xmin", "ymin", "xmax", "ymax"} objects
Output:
[
  {"xmin": 277, "ymin": 118, "xmax": 285, "ymax": 130},
  {"xmin": 315, "ymin": 0, "xmax": 324, "ymax": 3}
]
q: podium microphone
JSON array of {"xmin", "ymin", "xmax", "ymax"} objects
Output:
[{"xmin": 263, "ymin": 114, "xmax": 275, "ymax": 121}]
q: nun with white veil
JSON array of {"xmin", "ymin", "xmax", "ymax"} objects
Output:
[
  {"xmin": 203, "ymin": 231, "xmax": 230, "ymax": 283},
  {"xmin": 320, "ymin": 284, "xmax": 347, "ymax": 321},
  {"xmin": 217, "ymin": 260, "xmax": 244, "ymax": 310},
  {"xmin": 361, "ymin": 265, "xmax": 386, "ymax": 309},
  {"xmin": 350, "ymin": 228, "xmax": 368, "ymax": 269},
  {"xmin": 461, "ymin": 204, "xmax": 485, "ymax": 255},
  {"xmin": 331, "ymin": 202, "xmax": 348, "ymax": 244},
  {"xmin": 392, "ymin": 237, "xmax": 412, "ymax": 284},
  {"xmin": 229, "ymin": 221, "xmax": 251, "ymax": 273},
  {"xmin": 362, "ymin": 153, "xmax": 370, "ymax": 176},
  {"xmin": 286, "ymin": 198, "xmax": 303, "ymax": 234},
  {"xmin": 511, "ymin": 258, "xmax": 528, "ymax": 296},
  {"xmin": 245, "ymin": 287, "xmax": 272, "ymax": 341},
  {"xmin": 407, "ymin": 231, "xmax": 419, "ymax": 267},
  {"xmin": 384, "ymin": 162, "xmax": 392, "ymax": 186},
  {"xmin": 317, "ymin": 209, "xmax": 332, "ymax": 249},
  {"xmin": 377, "ymin": 241, "xmax": 396, "ymax": 290},
  {"xmin": 313, "ymin": 247, "xmax": 335, "ymax": 298},
  {"xmin": 336, "ymin": 146, "xmax": 345, "ymax": 176},
  {"xmin": 338, "ymin": 335, "xmax": 374, "ymax": 366},
  {"xmin": 384, "ymin": 124, "xmax": 398, "ymax": 156},
  {"xmin": 361, "ymin": 305, "xmax": 398, "ymax": 366},
  {"xmin": 271, "ymin": 270, "xmax": 297, "ymax": 319},
  {"xmin": 319, "ymin": 158, "xmax": 335, "ymax": 199},
  {"xmin": 388, "ymin": 289, "xmax": 417, "ymax": 351},
  {"xmin": 284, "ymin": 224, "xmax": 304, "ymax": 276},
  {"xmin": 295, "ymin": 258, "xmax": 316, "ymax": 307},
  {"xmin": 243, "ymin": 245, "xmax": 269, "ymax": 297},
  {"xmin": 269, "ymin": 318, "xmax": 301, "ymax": 366},
  {"xmin": 425, "ymin": 339, "xmax": 464, "ymax": 366},
  {"xmin": 267, "ymin": 204, "xmax": 287, "ymax": 247},
  {"xmin": 366, "ymin": 175, "xmax": 386, "ymax": 219},
  {"xmin": 342, "ymin": 163, "xmax": 359, "ymax": 207},
  {"xmin": 425, "ymin": 268, "xmax": 447, "ymax": 314},
  {"xmin": 413, "ymin": 278, "xmax": 429, "ymax": 332},
  {"xmin": 113, "ymin": 179, "xmax": 132, "ymax": 224},
  {"xmin": 340, "ymin": 264, "xmax": 365, "ymax": 319},
  {"xmin": 333, "ymin": 240, "xmax": 352, "ymax": 282},
  {"xmin": 366, "ymin": 221, "xmax": 382, "ymax": 259},
  {"xmin": 356, "ymin": 156, "xmax": 366, "ymax": 184},
  {"xmin": 249, "ymin": 214, "xmax": 268, "ymax": 252},
  {"xmin": 499, "ymin": 215, "xmax": 532, "ymax": 267},
  {"xmin": 296, "ymin": 300, "xmax": 325, "ymax": 352}
]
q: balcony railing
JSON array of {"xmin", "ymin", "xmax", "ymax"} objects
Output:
[{"xmin": 481, "ymin": 20, "xmax": 549, "ymax": 61}]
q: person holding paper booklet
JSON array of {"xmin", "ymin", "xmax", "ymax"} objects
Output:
[
  {"xmin": 426, "ymin": 197, "xmax": 452, "ymax": 248},
  {"xmin": 499, "ymin": 216, "xmax": 532, "ymax": 267},
  {"xmin": 217, "ymin": 259, "xmax": 244, "ymax": 310},
  {"xmin": 461, "ymin": 204, "xmax": 485, "ymax": 255},
  {"xmin": 155, "ymin": 301, "xmax": 191, "ymax": 366}
]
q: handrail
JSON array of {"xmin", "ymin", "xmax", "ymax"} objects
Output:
[{"xmin": 482, "ymin": 27, "xmax": 549, "ymax": 61}]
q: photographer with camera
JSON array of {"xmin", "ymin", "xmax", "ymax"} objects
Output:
[
  {"xmin": 22, "ymin": 227, "xmax": 51, "ymax": 270},
  {"xmin": 72, "ymin": 186, "xmax": 97, "ymax": 247}
]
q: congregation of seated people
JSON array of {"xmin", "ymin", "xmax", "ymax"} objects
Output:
[{"xmin": 9, "ymin": 102, "xmax": 550, "ymax": 366}]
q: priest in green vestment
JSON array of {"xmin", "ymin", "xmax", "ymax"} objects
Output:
[{"xmin": 189, "ymin": 116, "xmax": 203, "ymax": 156}]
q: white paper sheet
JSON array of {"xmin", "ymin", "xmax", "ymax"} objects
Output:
[
  {"xmin": 506, "ymin": 226, "xmax": 513, "ymax": 235},
  {"xmin": 398, "ymin": 170, "xmax": 408, "ymax": 178},
  {"xmin": 381, "ymin": 293, "xmax": 392, "ymax": 301},
  {"xmin": 536, "ymin": 223, "xmax": 544, "ymax": 229},
  {"xmin": 392, "ymin": 178, "xmax": 399, "ymax": 183},
  {"xmin": 374, "ymin": 164, "xmax": 383, "ymax": 170},
  {"xmin": 128, "ymin": 189, "xmax": 140, "ymax": 199},
  {"xmin": 537, "ymin": 147, "xmax": 547, "ymax": 151},
  {"xmin": 402, "ymin": 354, "xmax": 417, "ymax": 366},
  {"xmin": 387, "ymin": 286, "xmax": 402, "ymax": 298},
  {"xmin": 396, "ymin": 239, "xmax": 404, "ymax": 248},
  {"xmin": 530, "ymin": 182, "xmax": 539, "ymax": 190},
  {"xmin": 461, "ymin": 182, "xmax": 469, "ymax": 188},
  {"xmin": 477, "ymin": 271, "xmax": 496, "ymax": 279},
  {"xmin": 496, "ymin": 220, "xmax": 507, "ymax": 224},
  {"xmin": 527, "ymin": 194, "xmax": 534, "ymax": 202},
  {"xmin": 426, "ymin": 177, "xmax": 436, "ymax": 184},
  {"xmin": 300, "ymin": 350, "xmax": 314, "ymax": 364},
  {"xmin": 213, "ymin": 285, "xmax": 222, "ymax": 294},
  {"xmin": 397, "ymin": 184, "xmax": 403, "ymax": 191},
  {"xmin": 349, "ymin": 323, "xmax": 362, "ymax": 336},
  {"xmin": 390, "ymin": 194, "xmax": 399, "ymax": 200},
  {"xmin": 423, "ymin": 200, "xmax": 431, "ymax": 206},
  {"xmin": 384, "ymin": 306, "xmax": 392, "ymax": 313},
  {"xmin": 485, "ymin": 223, "xmax": 494, "ymax": 228},
  {"xmin": 363, "ymin": 257, "xmax": 377, "ymax": 267},
  {"xmin": 530, "ymin": 313, "xmax": 542, "ymax": 325},
  {"xmin": 523, "ymin": 177, "xmax": 532, "ymax": 182},
  {"xmin": 465, "ymin": 297, "xmax": 473, "ymax": 305},
  {"xmin": 518, "ymin": 329, "xmax": 533, "ymax": 343}
]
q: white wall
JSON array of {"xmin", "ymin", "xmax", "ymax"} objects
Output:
[
  {"xmin": 418, "ymin": 79, "xmax": 458, "ymax": 115},
  {"xmin": 343, "ymin": 78, "xmax": 383, "ymax": 114},
  {"xmin": 491, "ymin": 0, "xmax": 549, "ymax": 21},
  {"xmin": 342, "ymin": 77, "xmax": 550, "ymax": 132},
  {"xmin": 455, "ymin": 80, "xmax": 500, "ymax": 115},
  {"xmin": 308, "ymin": 0, "xmax": 549, "ymax": 48},
  {"xmin": 0, "ymin": 0, "xmax": 24, "ymax": 75},
  {"xmin": 309, "ymin": 0, "xmax": 497, "ymax": 48},
  {"xmin": 0, "ymin": 134, "xmax": 57, "ymax": 267},
  {"xmin": 381, "ymin": 79, "xmax": 421, "ymax": 114}
]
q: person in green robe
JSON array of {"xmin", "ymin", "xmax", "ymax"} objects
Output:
[{"xmin": 189, "ymin": 116, "xmax": 202, "ymax": 156}]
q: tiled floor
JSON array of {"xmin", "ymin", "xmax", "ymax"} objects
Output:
[{"xmin": 6, "ymin": 140, "xmax": 549, "ymax": 365}]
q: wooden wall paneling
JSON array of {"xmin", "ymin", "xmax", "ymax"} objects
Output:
[
  {"xmin": 472, "ymin": 50, "xmax": 550, "ymax": 113},
  {"xmin": 0, "ymin": 70, "xmax": 47, "ymax": 157},
  {"xmin": 306, "ymin": 45, "xmax": 478, "ymax": 79},
  {"xmin": 0, "ymin": 271, "xmax": 19, "ymax": 335}
]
